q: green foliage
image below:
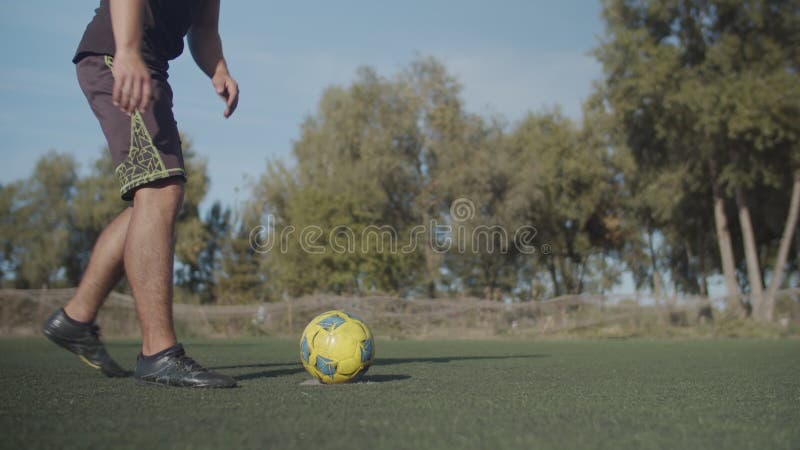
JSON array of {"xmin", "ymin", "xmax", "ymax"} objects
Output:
[
  {"xmin": 1, "ymin": 141, "xmax": 212, "ymax": 294},
  {"xmin": 253, "ymin": 61, "xmax": 451, "ymax": 297},
  {"xmin": 248, "ymin": 57, "xmax": 632, "ymax": 300},
  {"xmin": 505, "ymin": 110, "xmax": 624, "ymax": 296},
  {"xmin": 213, "ymin": 209, "xmax": 270, "ymax": 304},
  {"xmin": 0, "ymin": 183, "xmax": 17, "ymax": 283},
  {"xmin": 595, "ymin": 0, "xmax": 800, "ymax": 299},
  {"xmin": 3, "ymin": 4, "xmax": 799, "ymax": 306},
  {"xmin": 3, "ymin": 151, "xmax": 77, "ymax": 287}
]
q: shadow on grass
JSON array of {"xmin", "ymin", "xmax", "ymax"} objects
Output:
[
  {"xmin": 232, "ymin": 368, "xmax": 411, "ymax": 383},
  {"xmin": 106, "ymin": 341, "xmax": 268, "ymax": 349},
  {"xmin": 375, "ymin": 354, "xmax": 549, "ymax": 366},
  {"xmin": 298, "ymin": 374, "xmax": 412, "ymax": 385},
  {"xmin": 212, "ymin": 362, "xmax": 297, "ymax": 370},
  {"xmin": 234, "ymin": 366, "xmax": 305, "ymax": 381},
  {"xmin": 216, "ymin": 354, "xmax": 547, "ymax": 371},
  {"xmin": 236, "ymin": 368, "xmax": 412, "ymax": 383},
  {"xmin": 225, "ymin": 354, "xmax": 547, "ymax": 381}
]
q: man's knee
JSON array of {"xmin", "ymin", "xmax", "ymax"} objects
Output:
[{"xmin": 131, "ymin": 177, "xmax": 185, "ymax": 214}]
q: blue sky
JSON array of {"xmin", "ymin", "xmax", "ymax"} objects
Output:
[{"xmin": 0, "ymin": 0, "xmax": 604, "ymax": 208}]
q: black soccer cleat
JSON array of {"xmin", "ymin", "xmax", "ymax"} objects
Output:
[
  {"xmin": 42, "ymin": 308, "xmax": 132, "ymax": 378},
  {"xmin": 134, "ymin": 343, "xmax": 237, "ymax": 388}
]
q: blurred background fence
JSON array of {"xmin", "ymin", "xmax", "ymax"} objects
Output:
[{"xmin": 2, "ymin": 288, "xmax": 798, "ymax": 339}]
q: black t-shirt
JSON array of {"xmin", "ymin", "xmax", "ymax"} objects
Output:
[{"xmin": 74, "ymin": 0, "xmax": 202, "ymax": 73}]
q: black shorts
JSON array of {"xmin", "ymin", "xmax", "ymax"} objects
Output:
[{"xmin": 76, "ymin": 54, "xmax": 186, "ymax": 201}]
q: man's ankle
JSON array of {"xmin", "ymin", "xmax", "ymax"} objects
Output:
[
  {"xmin": 63, "ymin": 304, "xmax": 96, "ymax": 325},
  {"xmin": 141, "ymin": 339, "xmax": 179, "ymax": 357}
]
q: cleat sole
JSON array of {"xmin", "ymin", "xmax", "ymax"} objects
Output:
[{"xmin": 78, "ymin": 355, "xmax": 102, "ymax": 369}]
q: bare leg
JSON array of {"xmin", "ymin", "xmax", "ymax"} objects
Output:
[
  {"xmin": 124, "ymin": 178, "xmax": 184, "ymax": 356},
  {"xmin": 64, "ymin": 207, "xmax": 132, "ymax": 323}
]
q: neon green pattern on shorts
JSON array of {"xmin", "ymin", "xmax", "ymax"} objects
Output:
[{"xmin": 103, "ymin": 56, "xmax": 183, "ymax": 198}]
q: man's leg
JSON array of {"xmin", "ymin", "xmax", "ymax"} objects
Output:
[
  {"xmin": 59, "ymin": 54, "xmax": 235, "ymax": 386},
  {"xmin": 64, "ymin": 207, "xmax": 131, "ymax": 323},
  {"xmin": 42, "ymin": 207, "xmax": 132, "ymax": 377},
  {"xmin": 126, "ymin": 177, "xmax": 237, "ymax": 388},
  {"xmin": 124, "ymin": 178, "xmax": 183, "ymax": 356}
]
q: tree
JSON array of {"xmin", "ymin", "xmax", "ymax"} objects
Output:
[
  {"xmin": 505, "ymin": 110, "xmax": 622, "ymax": 297},
  {"xmin": 595, "ymin": 0, "xmax": 800, "ymax": 319},
  {"xmin": 0, "ymin": 183, "xmax": 18, "ymax": 285},
  {"xmin": 252, "ymin": 60, "xmax": 468, "ymax": 297},
  {"xmin": 4, "ymin": 136, "xmax": 215, "ymax": 299},
  {"xmin": 436, "ymin": 116, "xmax": 523, "ymax": 300},
  {"xmin": 6, "ymin": 151, "xmax": 78, "ymax": 287},
  {"xmin": 184, "ymin": 201, "xmax": 232, "ymax": 303},
  {"xmin": 213, "ymin": 214, "xmax": 270, "ymax": 304}
]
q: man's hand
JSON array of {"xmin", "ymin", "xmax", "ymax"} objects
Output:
[
  {"xmin": 188, "ymin": 0, "xmax": 237, "ymax": 119},
  {"xmin": 212, "ymin": 70, "xmax": 238, "ymax": 118},
  {"xmin": 108, "ymin": 0, "xmax": 149, "ymax": 115},
  {"xmin": 112, "ymin": 51, "xmax": 152, "ymax": 115}
]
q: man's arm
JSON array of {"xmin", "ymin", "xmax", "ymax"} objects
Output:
[
  {"xmin": 188, "ymin": 0, "xmax": 239, "ymax": 118},
  {"xmin": 109, "ymin": 0, "xmax": 151, "ymax": 114}
]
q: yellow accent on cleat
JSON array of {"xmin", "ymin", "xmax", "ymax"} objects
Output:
[{"xmin": 79, "ymin": 355, "xmax": 101, "ymax": 369}]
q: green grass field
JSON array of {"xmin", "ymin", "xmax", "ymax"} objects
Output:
[{"xmin": 1, "ymin": 338, "xmax": 798, "ymax": 449}]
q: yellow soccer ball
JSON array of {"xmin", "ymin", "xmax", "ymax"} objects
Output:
[{"xmin": 300, "ymin": 310, "xmax": 375, "ymax": 384}]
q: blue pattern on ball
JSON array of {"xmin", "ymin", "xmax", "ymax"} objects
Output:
[
  {"xmin": 345, "ymin": 311, "xmax": 364, "ymax": 322},
  {"xmin": 315, "ymin": 355, "xmax": 336, "ymax": 376},
  {"xmin": 360, "ymin": 338, "xmax": 373, "ymax": 363},
  {"xmin": 318, "ymin": 315, "xmax": 346, "ymax": 330},
  {"xmin": 300, "ymin": 336, "xmax": 310, "ymax": 363}
]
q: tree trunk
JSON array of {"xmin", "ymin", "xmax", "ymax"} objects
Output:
[
  {"xmin": 699, "ymin": 247, "xmax": 709, "ymax": 297},
  {"xmin": 647, "ymin": 229, "xmax": 663, "ymax": 306},
  {"xmin": 712, "ymin": 183, "xmax": 741, "ymax": 314},
  {"xmin": 796, "ymin": 225, "xmax": 800, "ymax": 274},
  {"xmin": 422, "ymin": 208, "xmax": 437, "ymax": 298},
  {"xmin": 287, "ymin": 297, "xmax": 293, "ymax": 335},
  {"xmin": 765, "ymin": 174, "xmax": 800, "ymax": 319},
  {"xmin": 548, "ymin": 259, "xmax": 561, "ymax": 297},
  {"xmin": 576, "ymin": 255, "xmax": 588, "ymax": 294},
  {"xmin": 684, "ymin": 242, "xmax": 701, "ymax": 294},
  {"xmin": 735, "ymin": 186, "xmax": 766, "ymax": 321},
  {"xmin": 557, "ymin": 257, "xmax": 570, "ymax": 294}
]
